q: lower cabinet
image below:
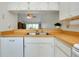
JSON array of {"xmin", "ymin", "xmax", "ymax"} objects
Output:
[
  {"xmin": 54, "ymin": 38, "xmax": 72, "ymax": 57},
  {"xmin": 39, "ymin": 43, "xmax": 54, "ymax": 57},
  {"xmin": 0, "ymin": 36, "xmax": 72, "ymax": 57},
  {"xmin": 24, "ymin": 43, "xmax": 40, "ymax": 57},
  {"xmin": 55, "ymin": 46, "xmax": 68, "ymax": 57},
  {"xmin": 24, "ymin": 37, "xmax": 54, "ymax": 57},
  {"xmin": 0, "ymin": 37, "xmax": 23, "ymax": 57}
]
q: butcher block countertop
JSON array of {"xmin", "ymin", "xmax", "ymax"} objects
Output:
[
  {"xmin": 0, "ymin": 29, "xmax": 53, "ymax": 37},
  {"xmin": 52, "ymin": 29, "xmax": 79, "ymax": 46},
  {"xmin": 0, "ymin": 29, "xmax": 79, "ymax": 46},
  {"xmin": 54, "ymin": 33, "xmax": 79, "ymax": 46}
]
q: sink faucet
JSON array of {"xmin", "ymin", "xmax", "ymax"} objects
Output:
[{"xmin": 35, "ymin": 30, "xmax": 39, "ymax": 35}]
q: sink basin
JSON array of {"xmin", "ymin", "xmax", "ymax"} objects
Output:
[
  {"xmin": 39, "ymin": 32, "xmax": 48, "ymax": 35},
  {"xmin": 27, "ymin": 32, "xmax": 36, "ymax": 35}
]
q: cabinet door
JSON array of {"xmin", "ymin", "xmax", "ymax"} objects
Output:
[
  {"xmin": 8, "ymin": 2, "xmax": 28, "ymax": 10},
  {"xmin": 59, "ymin": 2, "xmax": 71, "ymax": 20},
  {"xmin": 70, "ymin": 2, "xmax": 79, "ymax": 16},
  {"xmin": 39, "ymin": 43, "xmax": 53, "ymax": 57},
  {"xmin": 24, "ymin": 37, "xmax": 40, "ymax": 57},
  {"xmin": 55, "ymin": 46, "xmax": 67, "ymax": 57},
  {"xmin": 24, "ymin": 37, "xmax": 54, "ymax": 57},
  {"xmin": 29, "ymin": 2, "xmax": 48, "ymax": 10},
  {"xmin": 24, "ymin": 43, "xmax": 40, "ymax": 57},
  {"xmin": 48, "ymin": 2, "xmax": 58, "ymax": 10},
  {"xmin": 70, "ymin": 2, "xmax": 79, "ymax": 11},
  {"xmin": 54, "ymin": 38, "xmax": 72, "ymax": 57},
  {"xmin": 38, "ymin": 37, "xmax": 54, "ymax": 57},
  {"xmin": 0, "ymin": 37, "xmax": 23, "ymax": 57}
]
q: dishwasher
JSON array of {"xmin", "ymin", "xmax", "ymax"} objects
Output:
[{"xmin": 72, "ymin": 44, "xmax": 79, "ymax": 57}]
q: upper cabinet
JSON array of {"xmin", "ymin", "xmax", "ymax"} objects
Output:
[
  {"xmin": 8, "ymin": 2, "xmax": 59, "ymax": 11},
  {"xmin": 29, "ymin": 2, "xmax": 48, "ymax": 10},
  {"xmin": 48, "ymin": 2, "xmax": 59, "ymax": 10},
  {"xmin": 70, "ymin": 3, "xmax": 79, "ymax": 16},
  {"xmin": 8, "ymin": 3, "xmax": 28, "ymax": 10},
  {"xmin": 59, "ymin": 2, "xmax": 79, "ymax": 20},
  {"xmin": 70, "ymin": 2, "xmax": 79, "ymax": 11},
  {"xmin": 59, "ymin": 2, "xmax": 71, "ymax": 20}
]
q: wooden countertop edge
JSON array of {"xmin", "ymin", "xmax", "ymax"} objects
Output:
[
  {"xmin": 54, "ymin": 36, "xmax": 73, "ymax": 47},
  {"xmin": 0, "ymin": 35, "xmax": 53, "ymax": 37}
]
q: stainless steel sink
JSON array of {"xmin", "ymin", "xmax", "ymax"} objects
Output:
[{"xmin": 27, "ymin": 32, "xmax": 36, "ymax": 35}]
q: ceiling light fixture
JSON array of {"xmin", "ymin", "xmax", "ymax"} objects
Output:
[{"xmin": 26, "ymin": 2, "xmax": 33, "ymax": 19}]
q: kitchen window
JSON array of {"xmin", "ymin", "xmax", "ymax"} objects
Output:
[{"xmin": 26, "ymin": 23, "xmax": 39, "ymax": 29}]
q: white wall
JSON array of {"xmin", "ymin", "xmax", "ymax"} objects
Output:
[
  {"xmin": 18, "ymin": 11, "xmax": 59, "ymax": 29},
  {"xmin": 0, "ymin": 3, "xmax": 17, "ymax": 31}
]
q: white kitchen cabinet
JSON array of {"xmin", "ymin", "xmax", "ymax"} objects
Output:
[
  {"xmin": 8, "ymin": 2, "xmax": 48, "ymax": 10},
  {"xmin": 24, "ymin": 37, "xmax": 54, "ymax": 57},
  {"xmin": 39, "ymin": 37, "xmax": 54, "ymax": 57},
  {"xmin": 8, "ymin": 2, "xmax": 28, "ymax": 10},
  {"xmin": 29, "ymin": 2, "xmax": 48, "ymax": 10},
  {"xmin": 8, "ymin": 2, "xmax": 47, "ymax": 10},
  {"xmin": 70, "ymin": 2, "xmax": 79, "ymax": 11},
  {"xmin": 24, "ymin": 43, "xmax": 40, "ymax": 57},
  {"xmin": 59, "ymin": 2, "xmax": 79, "ymax": 31},
  {"xmin": 59, "ymin": 2, "xmax": 71, "ymax": 20},
  {"xmin": 29, "ymin": 2, "xmax": 40, "ymax": 10},
  {"xmin": 48, "ymin": 2, "xmax": 59, "ymax": 10},
  {"xmin": 24, "ymin": 37, "xmax": 39, "ymax": 57},
  {"xmin": 0, "ymin": 37, "xmax": 23, "ymax": 57},
  {"xmin": 55, "ymin": 46, "xmax": 67, "ymax": 57},
  {"xmin": 8, "ymin": 2, "xmax": 59, "ymax": 11},
  {"xmin": 0, "ymin": 3, "xmax": 17, "ymax": 32},
  {"xmin": 69, "ymin": 2, "xmax": 79, "ymax": 17},
  {"xmin": 59, "ymin": 2, "xmax": 79, "ymax": 20},
  {"xmin": 39, "ymin": 43, "xmax": 54, "ymax": 57},
  {"xmin": 54, "ymin": 38, "xmax": 72, "ymax": 57}
]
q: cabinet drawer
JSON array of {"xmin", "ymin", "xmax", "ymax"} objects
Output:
[
  {"xmin": 24, "ymin": 37, "xmax": 54, "ymax": 43},
  {"xmin": 55, "ymin": 39, "xmax": 72, "ymax": 56}
]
